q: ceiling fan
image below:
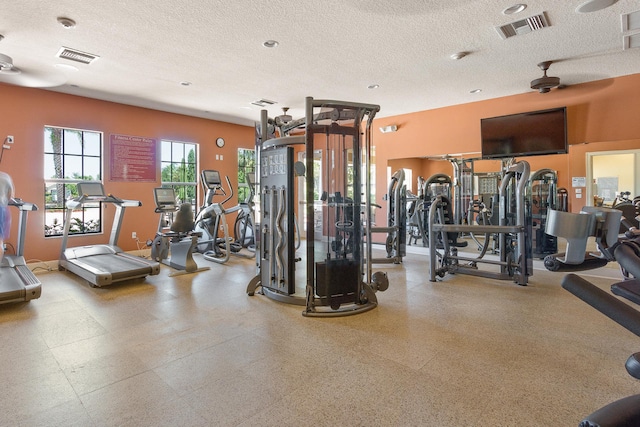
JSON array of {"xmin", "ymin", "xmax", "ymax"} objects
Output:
[
  {"xmin": 0, "ymin": 53, "xmax": 21, "ymax": 75},
  {"xmin": 0, "ymin": 52, "xmax": 67, "ymax": 88},
  {"xmin": 530, "ymin": 61, "xmax": 561, "ymax": 93},
  {"xmin": 274, "ymin": 107, "xmax": 293, "ymax": 126}
]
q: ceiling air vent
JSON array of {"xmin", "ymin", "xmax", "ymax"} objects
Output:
[
  {"xmin": 56, "ymin": 47, "xmax": 100, "ymax": 64},
  {"xmin": 251, "ymin": 99, "xmax": 277, "ymax": 107},
  {"xmin": 495, "ymin": 13, "xmax": 550, "ymax": 39},
  {"xmin": 624, "ymin": 33, "xmax": 640, "ymax": 49}
]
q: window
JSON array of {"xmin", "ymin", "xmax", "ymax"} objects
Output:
[
  {"xmin": 237, "ymin": 148, "xmax": 255, "ymax": 203},
  {"xmin": 160, "ymin": 140, "xmax": 197, "ymax": 206},
  {"xmin": 44, "ymin": 126, "xmax": 103, "ymax": 237}
]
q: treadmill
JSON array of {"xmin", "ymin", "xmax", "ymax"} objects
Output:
[
  {"xmin": 59, "ymin": 182, "xmax": 160, "ymax": 287},
  {"xmin": 0, "ymin": 198, "xmax": 42, "ymax": 303}
]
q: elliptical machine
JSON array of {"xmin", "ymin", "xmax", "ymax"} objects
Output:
[{"xmin": 194, "ymin": 170, "xmax": 255, "ymax": 264}]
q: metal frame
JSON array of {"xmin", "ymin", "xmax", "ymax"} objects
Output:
[
  {"xmin": 247, "ymin": 97, "xmax": 388, "ymax": 317},
  {"xmin": 428, "ymin": 160, "xmax": 532, "ymax": 285}
]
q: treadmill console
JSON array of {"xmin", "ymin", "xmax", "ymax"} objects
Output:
[{"xmin": 77, "ymin": 182, "xmax": 106, "ymax": 198}]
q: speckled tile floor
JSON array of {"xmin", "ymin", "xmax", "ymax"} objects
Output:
[{"xmin": 0, "ymin": 244, "xmax": 637, "ymax": 426}]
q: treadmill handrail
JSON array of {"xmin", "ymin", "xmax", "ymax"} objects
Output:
[
  {"xmin": 60, "ymin": 187, "xmax": 142, "ymax": 257},
  {"xmin": 9, "ymin": 198, "xmax": 38, "ymax": 211},
  {"xmin": 8, "ymin": 197, "xmax": 38, "ymax": 257},
  {"xmin": 66, "ymin": 194, "xmax": 141, "ymax": 209}
]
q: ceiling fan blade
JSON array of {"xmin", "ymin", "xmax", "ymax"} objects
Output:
[{"xmin": 0, "ymin": 66, "xmax": 67, "ymax": 88}]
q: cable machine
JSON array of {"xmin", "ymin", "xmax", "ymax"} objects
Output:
[
  {"xmin": 527, "ymin": 168, "xmax": 558, "ymax": 258},
  {"xmin": 369, "ymin": 168, "xmax": 405, "ymax": 264},
  {"xmin": 246, "ymin": 97, "xmax": 389, "ymax": 317},
  {"xmin": 428, "ymin": 160, "xmax": 533, "ymax": 285}
]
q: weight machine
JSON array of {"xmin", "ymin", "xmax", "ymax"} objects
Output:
[
  {"xmin": 368, "ymin": 168, "xmax": 405, "ymax": 264},
  {"xmin": 407, "ymin": 173, "xmax": 453, "ymax": 247},
  {"xmin": 543, "ymin": 206, "xmax": 622, "ymax": 272},
  {"xmin": 246, "ymin": 97, "xmax": 389, "ymax": 317},
  {"xmin": 561, "ymin": 226, "xmax": 640, "ymax": 426},
  {"xmin": 527, "ymin": 168, "xmax": 558, "ymax": 258},
  {"xmin": 428, "ymin": 160, "xmax": 532, "ymax": 285}
]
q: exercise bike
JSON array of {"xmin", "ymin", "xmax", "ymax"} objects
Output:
[
  {"xmin": 561, "ymin": 223, "xmax": 640, "ymax": 426},
  {"xmin": 149, "ymin": 187, "xmax": 209, "ymax": 275}
]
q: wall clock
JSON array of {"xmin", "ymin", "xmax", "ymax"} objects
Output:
[{"xmin": 216, "ymin": 137, "xmax": 225, "ymax": 148}]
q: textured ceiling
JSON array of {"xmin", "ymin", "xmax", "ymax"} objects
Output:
[{"xmin": 1, "ymin": 0, "xmax": 639, "ymax": 126}]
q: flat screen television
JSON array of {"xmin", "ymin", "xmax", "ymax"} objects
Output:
[{"xmin": 480, "ymin": 107, "xmax": 567, "ymax": 159}]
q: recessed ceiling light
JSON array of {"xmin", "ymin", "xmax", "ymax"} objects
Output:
[
  {"xmin": 180, "ymin": 81, "xmax": 192, "ymax": 86},
  {"xmin": 262, "ymin": 40, "xmax": 279, "ymax": 48},
  {"xmin": 367, "ymin": 84, "xmax": 380, "ymax": 89},
  {"xmin": 57, "ymin": 17, "xmax": 76, "ymax": 29},
  {"xmin": 575, "ymin": 0, "xmax": 618, "ymax": 13},
  {"xmin": 470, "ymin": 89, "xmax": 482, "ymax": 94},
  {"xmin": 502, "ymin": 4, "xmax": 527, "ymax": 15}
]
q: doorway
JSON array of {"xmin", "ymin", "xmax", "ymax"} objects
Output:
[{"xmin": 586, "ymin": 149, "xmax": 640, "ymax": 206}]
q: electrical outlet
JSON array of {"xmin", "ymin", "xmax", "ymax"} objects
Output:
[
  {"xmin": 132, "ymin": 231, "xmax": 137, "ymax": 239},
  {"xmin": 6, "ymin": 135, "xmax": 14, "ymax": 144}
]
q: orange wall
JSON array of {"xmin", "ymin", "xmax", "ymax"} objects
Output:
[
  {"xmin": 373, "ymin": 74, "xmax": 640, "ymax": 220},
  {"xmin": 2, "ymin": 73, "xmax": 640, "ymax": 261},
  {"xmin": 0, "ymin": 83, "xmax": 254, "ymax": 262}
]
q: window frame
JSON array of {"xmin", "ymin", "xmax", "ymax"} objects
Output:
[
  {"xmin": 237, "ymin": 148, "xmax": 256, "ymax": 204},
  {"xmin": 160, "ymin": 139, "xmax": 198, "ymax": 208},
  {"xmin": 43, "ymin": 126, "xmax": 103, "ymax": 238}
]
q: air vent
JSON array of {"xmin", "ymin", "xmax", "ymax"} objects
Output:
[
  {"xmin": 495, "ymin": 13, "xmax": 550, "ymax": 39},
  {"xmin": 56, "ymin": 47, "xmax": 100, "ymax": 64},
  {"xmin": 251, "ymin": 99, "xmax": 277, "ymax": 107},
  {"xmin": 624, "ymin": 33, "xmax": 640, "ymax": 49},
  {"xmin": 622, "ymin": 10, "xmax": 640, "ymax": 32}
]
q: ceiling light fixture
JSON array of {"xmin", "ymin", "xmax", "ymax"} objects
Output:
[
  {"xmin": 450, "ymin": 52, "xmax": 468, "ymax": 60},
  {"xmin": 502, "ymin": 4, "xmax": 527, "ymax": 15},
  {"xmin": 57, "ymin": 17, "xmax": 76, "ymax": 29},
  {"xmin": 0, "ymin": 53, "xmax": 21, "ymax": 74},
  {"xmin": 575, "ymin": 0, "xmax": 618, "ymax": 13},
  {"xmin": 180, "ymin": 81, "xmax": 192, "ymax": 86},
  {"xmin": 379, "ymin": 125, "xmax": 398, "ymax": 133},
  {"xmin": 262, "ymin": 40, "xmax": 279, "ymax": 48},
  {"xmin": 0, "ymin": 53, "xmax": 13, "ymax": 69},
  {"xmin": 0, "ymin": 34, "xmax": 4, "ymax": 42},
  {"xmin": 367, "ymin": 84, "xmax": 379, "ymax": 89},
  {"xmin": 470, "ymin": 89, "xmax": 482, "ymax": 94}
]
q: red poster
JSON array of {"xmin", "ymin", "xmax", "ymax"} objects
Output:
[{"xmin": 110, "ymin": 134, "xmax": 157, "ymax": 182}]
